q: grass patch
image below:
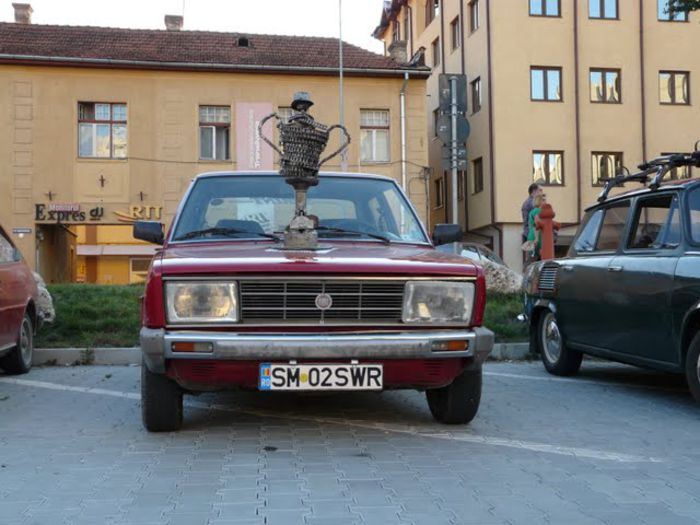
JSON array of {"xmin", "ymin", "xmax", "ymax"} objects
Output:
[
  {"xmin": 484, "ymin": 292, "xmax": 528, "ymax": 343},
  {"xmin": 35, "ymin": 285, "xmax": 528, "ymax": 348},
  {"xmin": 36, "ymin": 284, "xmax": 142, "ymax": 348}
]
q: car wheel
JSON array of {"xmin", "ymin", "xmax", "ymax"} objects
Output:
[
  {"xmin": 538, "ymin": 310, "xmax": 582, "ymax": 376},
  {"xmin": 141, "ymin": 360, "xmax": 183, "ymax": 432},
  {"xmin": 0, "ymin": 313, "xmax": 33, "ymax": 375},
  {"xmin": 426, "ymin": 368, "xmax": 482, "ymax": 424},
  {"xmin": 685, "ymin": 332, "xmax": 700, "ymax": 404}
]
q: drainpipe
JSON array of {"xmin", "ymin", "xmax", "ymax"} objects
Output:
[{"xmin": 400, "ymin": 71, "xmax": 409, "ymax": 192}]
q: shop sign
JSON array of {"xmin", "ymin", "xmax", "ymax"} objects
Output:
[
  {"xmin": 35, "ymin": 203, "xmax": 103, "ymax": 222},
  {"xmin": 12, "ymin": 228, "xmax": 32, "ymax": 237},
  {"xmin": 114, "ymin": 206, "xmax": 163, "ymax": 223}
]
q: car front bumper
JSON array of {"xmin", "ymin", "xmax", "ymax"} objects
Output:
[{"xmin": 140, "ymin": 327, "xmax": 495, "ymax": 373}]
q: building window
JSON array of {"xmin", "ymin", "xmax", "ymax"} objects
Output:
[
  {"xmin": 469, "ymin": 0, "xmax": 480, "ymax": 32},
  {"xmin": 662, "ymin": 152, "xmax": 692, "ymax": 180},
  {"xmin": 360, "ymin": 109, "xmax": 390, "ymax": 163},
  {"xmin": 433, "ymin": 108, "xmax": 439, "ymax": 138},
  {"xmin": 471, "ymin": 77, "xmax": 482, "ymax": 113},
  {"xmin": 435, "ymin": 177, "xmax": 445, "ymax": 208},
  {"xmin": 531, "ymin": 67, "xmax": 562, "ymax": 101},
  {"xmin": 78, "ymin": 102, "xmax": 127, "ymax": 159},
  {"xmin": 533, "ymin": 151, "xmax": 564, "ymax": 185},
  {"xmin": 277, "ymin": 106, "xmax": 298, "ymax": 124},
  {"xmin": 473, "ymin": 158, "xmax": 484, "ymax": 194},
  {"xmin": 199, "ymin": 106, "xmax": 231, "ymax": 161},
  {"xmin": 592, "ymin": 152, "xmax": 623, "ymax": 186},
  {"xmin": 392, "ymin": 20, "xmax": 401, "ymax": 42},
  {"xmin": 589, "ymin": 0, "xmax": 618, "ymax": 19},
  {"xmin": 457, "ymin": 170, "xmax": 465, "ymax": 200},
  {"xmin": 590, "ymin": 68, "xmax": 621, "ymax": 103},
  {"xmin": 403, "ymin": 10, "xmax": 411, "ymax": 45},
  {"xmin": 426, "ymin": 0, "xmax": 440, "ymax": 27},
  {"xmin": 432, "ymin": 37, "xmax": 441, "ymax": 68},
  {"xmin": 658, "ymin": 0, "xmax": 688, "ymax": 21},
  {"xmin": 451, "ymin": 17, "xmax": 461, "ymax": 51},
  {"xmin": 659, "ymin": 71, "xmax": 690, "ymax": 105},
  {"xmin": 529, "ymin": 0, "xmax": 560, "ymax": 17},
  {"xmin": 130, "ymin": 258, "xmax": 151, "ymax": 284}
]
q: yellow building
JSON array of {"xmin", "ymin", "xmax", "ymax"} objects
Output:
[
  {"xmin": 375, "ymin": 0, "xmax": 700, "ymax": 271},
  {"xmin": 0, "ymin": 4, "xmax": 429, "ymax": 283}
]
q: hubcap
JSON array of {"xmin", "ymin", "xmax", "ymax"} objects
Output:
[
  {"xmin": 541, "ymin": 312, "xmax": 562, "ymax": 364},
  {"xmin": 19, "ymin": 318, "xmax": 32, "ymax": 366}
]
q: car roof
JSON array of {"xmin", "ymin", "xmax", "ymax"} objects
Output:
[
  {"xmin": 193, "ymin": 171, "xmax": 395, "ymax": 183},
  {"xmin": 585, "ymin": 176, "xmax": 700, "ymax": 212}
]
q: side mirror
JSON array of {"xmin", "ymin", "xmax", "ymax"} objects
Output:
[
  {"xmin": 134, "ymin": 221, "xmax": 164, "ymax": 245},
  {"xmin": 432, "ymin": 224, "xmax": 463, "ymax": 246}
]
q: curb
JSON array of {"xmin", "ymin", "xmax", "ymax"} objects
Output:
[
  {"xmin": 35, "ymin": 343, "xmax": 532, "ymax": 366},
  {"xmin": 34, "ymin": 347, "xmax": 141, "ymax": 366}
]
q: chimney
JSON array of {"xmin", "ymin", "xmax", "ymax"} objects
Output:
[
  {"xmin": 164, "ymin": 14, "xmax": 183, "ymax": 31},
  {"xmin": 12, "ymin": 3, "xmax": 32, "ymax": 24},
  {"xmin": 388, "ymin": 40, "xmax": 407, "ymax": 64}
]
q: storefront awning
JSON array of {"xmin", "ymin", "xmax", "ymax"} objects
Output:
[{"xmin": 77, "ymin": 244, "xmax": 157, "ymax": 256}]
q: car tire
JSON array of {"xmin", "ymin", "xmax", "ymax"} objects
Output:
[
  {"xmin": 426, "ymin": 368, "xmax": 482, "ymax": 424},
  {"xmin": 537, "ymin": 310, "xmax": 582, "ymax": 376},
  {"xmin": 685, "ymin": 332, "xmax": 700, "ymax": 404},
  {"xmin": 0, "ymin": 313, "xmax": 33, "ymax": 375},
  {"xmin": 141, "ymin": 360, "xmax": 183, "ymax": 432}
]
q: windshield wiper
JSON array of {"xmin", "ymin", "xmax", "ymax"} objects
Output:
[
  {"xmin": 173, "ymin": 227, "xmax": 281, "ymax": 242},
  {"xmin": 315, "ymin": 226, "xmax": 392, "ymax": 244}
]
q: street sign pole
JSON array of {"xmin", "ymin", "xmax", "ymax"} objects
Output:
[{"xmin": 450, "ymin": 76, "xmax": 458, "ymax": 225}]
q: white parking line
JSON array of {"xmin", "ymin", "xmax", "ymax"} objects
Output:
[
  {"xmin": 0, "ymin": 376, "xmax": 662, "ymax": 464},
  {"xmin": 484, "ymin": 370, "xmax": 686, "ymax": 393}
]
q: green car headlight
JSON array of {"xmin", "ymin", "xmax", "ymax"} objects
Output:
[
  {"xmin": 402, "ymin": 281, "xmax": 474, "ymax": 324},
  {"xmin": 165, "ymin": 281, "xmax": 238, "ymax": 324}
]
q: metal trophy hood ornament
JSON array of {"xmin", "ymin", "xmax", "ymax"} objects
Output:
[{"xmin": 259, "ymin": 92, "xmax": 350, "ymax": 250}]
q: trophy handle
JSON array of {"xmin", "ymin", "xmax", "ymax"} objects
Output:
[
  {"xmin": 258, "ymin": 113, "xmax": 283, "ymax": 156},
  {"xmin": 319, "ymin": 125, "xmax": 351, "ymax": 167}
]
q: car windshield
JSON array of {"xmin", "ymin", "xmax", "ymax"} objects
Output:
[{"xmin": 171, "ymin": 175, "xmax": 429, "ymax": 244}]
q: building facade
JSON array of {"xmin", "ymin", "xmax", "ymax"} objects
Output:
[
  {"xmin": 0, "ymin": 6, "xmax": 429, "ymax": 283},
  {"xmin": 375, "ymin": 0, "xmax": 700, "ymax": 271}
]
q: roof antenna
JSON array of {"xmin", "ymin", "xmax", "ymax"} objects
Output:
[{"xmin": 339, "ymin": 0, "xmax": 348, "ymax": 171}]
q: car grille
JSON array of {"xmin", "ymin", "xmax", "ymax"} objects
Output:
[
  {"xmin": 538, "ymin": 266, "xmax": 558, "ymax": 292},
  {"xmin": 239, "ymin": 280, "xmax": 406, "ymax": 324}
]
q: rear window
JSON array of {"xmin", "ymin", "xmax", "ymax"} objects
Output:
[
  {"xmin": 595, "ymin": 201, "xmax": 630, "ymax": 252},
  {"xmin": 690, "ymin": 187, "xmax": 700, "ymax": 244},
  {"xmin": 572, "ymin": 209, "xmax": 604, "ymax": 253}
]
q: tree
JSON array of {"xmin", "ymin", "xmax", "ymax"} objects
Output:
[{"xmin": 667, "ymin": 0, "xmax": 700, "ymax": 12}]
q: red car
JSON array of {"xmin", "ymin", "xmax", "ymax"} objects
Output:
[
  {"xmin": 135, "ymin": 172, "xmax": 494, "ymax": 431},
  {"xmin": 0, "ymin": 225, "xmax": 39, "ymax": 374}
]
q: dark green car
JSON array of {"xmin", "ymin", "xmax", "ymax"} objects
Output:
[{"xmin": 523, "ymin": 151, "xmax": 700, "ymax": 402}]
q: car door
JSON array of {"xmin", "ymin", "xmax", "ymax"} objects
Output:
[
  {"xmin": 0, "ymin": 229, "xmax": 18, "ymax": 349},
  {"xmin": 606, "ymin": 193, "xmax": 681, "ymax": 364},
  {"xmin": 555, "ymin": 201, "xmax": 631, "ymax": 350}
]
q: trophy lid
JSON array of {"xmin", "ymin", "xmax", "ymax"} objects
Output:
[{"xmin": 291, "ymin": 91, "xmax": 314, "ymax": 112}]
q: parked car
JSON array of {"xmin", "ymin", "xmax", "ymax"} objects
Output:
[
  {"xmin": 135, "ymin": 171, "xmax": 494, "ymax": 431},
  {"xmin": 0, "ymin": 225, "xmax": 39, "ymax": 374},
  {"xmin": 436, "ymin": 242, "xmax": 522, "ymax": 294},
  {"xmin": 523, "ymin": 151, "xmax": 700, "ymax": 401}
]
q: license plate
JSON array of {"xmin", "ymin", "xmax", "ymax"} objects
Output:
[{"xmin": 259, "ymin": 363, "xmax": 383, "ymax": 391}]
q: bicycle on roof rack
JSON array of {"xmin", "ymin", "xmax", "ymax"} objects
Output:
[{"xmin": 597, "ymin": 140, "xmax": 700, "ymax": 202}]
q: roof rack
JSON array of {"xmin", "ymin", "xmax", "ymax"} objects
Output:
[{"xmin": 596, "ymin": 145, "xmax": 700, "ymax": 203}]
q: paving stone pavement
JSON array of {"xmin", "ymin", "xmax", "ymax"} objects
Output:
[{"xmin": 1, "ymin": 361, "xmax": 700, "ymax": 525}]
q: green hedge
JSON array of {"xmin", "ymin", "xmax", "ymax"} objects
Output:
[{"xmin": 36, "ymin": 285, "xmax": 527, "ymax": 348}]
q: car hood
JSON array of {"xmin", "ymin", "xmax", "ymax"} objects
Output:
[{"xmin": 157, "ymin": 241, "xmax": 479, "ymax": 277}]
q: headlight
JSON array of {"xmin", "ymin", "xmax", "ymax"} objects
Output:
[
  {"xmin": 165, "ymin": 281, "xmax": 238, "ymax": 324},
  {"xmin": 402, "ymin": 281, "xmax": 475, "ymax": 324}
]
